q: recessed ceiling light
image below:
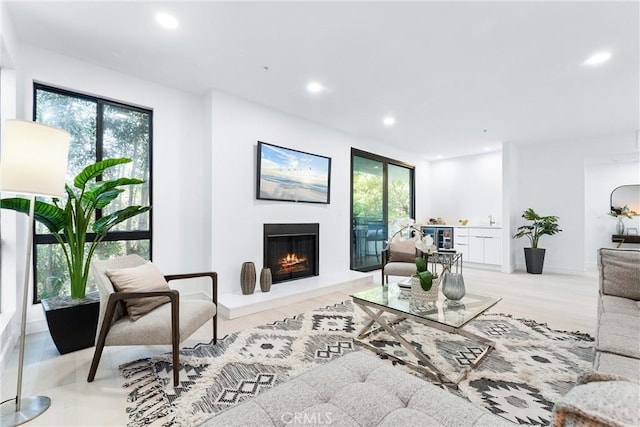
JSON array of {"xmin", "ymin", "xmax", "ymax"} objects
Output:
[
  {"xmin": 383, "ymin": 116, "xmax": 396, "ymax": 127},
  {"xmin": 582, "ymin": 51, "xmax": 611, "ymax": 66},
  {"xmin": 306, "ymin": 82, "xmax": 323, "ymax": 94},
  {"xmin": 436, "ymin": 155, "xmax": 443, "ymax": 160},
  {"xmin": 156, "ymin": 12, "xmax": 178, "ymax": 30}
]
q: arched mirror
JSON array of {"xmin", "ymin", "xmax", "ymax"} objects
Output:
[{"xmin": 610, "ymin": 184, "xmax": 640, "ymax": 215}]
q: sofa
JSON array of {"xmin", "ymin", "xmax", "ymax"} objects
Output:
[
  {"xmin": 592, "ymin": 248, "xmax": 640, "ymax": 380},
  {"xmin": 202, "ymin": 351, "xmax": 511, "ymax": 426},
  {"xmin": 552, "ymin": 248, "xmax": 640, "ymax": 426}
]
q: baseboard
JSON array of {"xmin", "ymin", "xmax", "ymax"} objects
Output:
[
  {"xmin": 514, "ymin": 263, "xmax": 587, "ymax": 276},
  {"xmin": 463, "ymin": 262, "xmax": 502, "ymax": 271}
]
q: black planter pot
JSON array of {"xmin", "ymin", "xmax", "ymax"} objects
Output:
[
  {"xmin": 41, "ymin": 291, "xmax": 99, "ymax": 354},
  {"xmin": 524, "ymin": 248, "xmax": 546, "ymax": 274}
]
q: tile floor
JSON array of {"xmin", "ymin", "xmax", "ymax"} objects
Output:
[{"xmin": 1, "ymin": 267, "xmax": 598, "ymax": 426}]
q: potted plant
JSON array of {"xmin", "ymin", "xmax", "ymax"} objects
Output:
[
  {"xmin": 609, "ymin": 205, "xmax": 635, "ymax": 235},
  {"xmin": 408, "ymin": 232, "xmax": 439, "ymax": 304},
  {"xmin": 0, "ymin": 157, "xmax": 150, "ymax": 352},
  {"xmin": 414, "ymin": 256, "xmax": 434, "ymax": 291},
  {"xmin": 410, "ymin": 256, "xmax": 439, "ymax": 306},
  {"xmin": 513, "ymin": 208, "xmax": 562, "ymax": 274}
]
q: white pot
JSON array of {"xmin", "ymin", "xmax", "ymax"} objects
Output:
[{"xmin": 410, "ymin": 275, "xmax": 439, "ymax": 306}]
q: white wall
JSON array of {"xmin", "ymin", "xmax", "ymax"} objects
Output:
[
  {"xmin": 585, "ymin": 157, "xmax": 640, "ymax": 268},
  {"xmin": 4, "ymin": 42, "xmax": 429, "ymax": 336},
  {"xmin": 428, "ymin": 151, "xmax": 502, "ymax": 226},
  {"xmin": 513, "ymin": 132, "xmax": 638, "ymax": 274},
  {"xmin": 0, "ymin": 3, "xmax": 21, "ymax": 375},
  {"xmin": 209, "ymin": 90, "xmax": 428, "ymax": 297},
  {"xmin": 14, "ymin": 45, "xmax": 211, "ymax": 330},
  {"xmin": 502, "ymin": 142, "xmax": 519, "ymax": 272}
]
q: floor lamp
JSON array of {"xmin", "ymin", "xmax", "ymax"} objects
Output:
[{"xmin": 0, "ymin": 120, "xmax": 70, "ymax": 426}]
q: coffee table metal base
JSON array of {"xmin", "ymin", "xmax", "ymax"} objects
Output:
[{"xmin": 352, "ymin": 301, "xmax": 496, "ymax": 389}]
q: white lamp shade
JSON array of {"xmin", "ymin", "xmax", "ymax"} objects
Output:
[{"xmin": 0, "ymin": 120, "xmax": 70, "ymax": 197}]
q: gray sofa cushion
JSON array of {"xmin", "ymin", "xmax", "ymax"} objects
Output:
[
  {"xmin": 600, "ymin": 294, "xmax": 640, "ymax": 318},
  {"xmin": 595, "ymin": 312, "xmax": 640, "ymax": 359},
  {"xmin": 202, "ymin": 351, "xmax": 512, "ymax": 426},
  {"xmin": 597, "ymin": 248, "xmax": 640, "ymax": 300},
  {"xmin": 594, "ymin": 352, "xmax": 640, "ymax": 382}
]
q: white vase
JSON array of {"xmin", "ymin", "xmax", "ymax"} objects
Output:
[
  {"xmin": 411, "ymin": 275, "xmax": 439, "ymax": 306},
  {"xmin": 616, "ymin": 217, "xmax": 625, "ymax": 235}
]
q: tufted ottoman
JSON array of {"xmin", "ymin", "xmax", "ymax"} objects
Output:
[{"xmin": 201, "ymin": 351, "xmax": 511, "ymax": 426}]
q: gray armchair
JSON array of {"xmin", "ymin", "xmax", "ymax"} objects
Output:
[{"xmin": 87, "ymin": 254, "xmax": 218, "ymax": 386}]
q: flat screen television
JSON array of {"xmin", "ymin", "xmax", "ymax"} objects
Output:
[{"xmin": 256, "ymin": 141, "xmax": 331, "ymax": 204}]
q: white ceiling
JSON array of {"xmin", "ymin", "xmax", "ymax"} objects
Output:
[{"xmin": 5, "ymin": 1, "xmax": 640, "ymax": 158}]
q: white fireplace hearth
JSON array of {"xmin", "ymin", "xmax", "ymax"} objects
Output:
[{"xmin": 218, "ymin": 270, "xmax": 373, "ymax": 319}]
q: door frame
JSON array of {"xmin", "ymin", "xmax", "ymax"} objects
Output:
[{"xmin": 350, "ymin": 148, "xmax": 415, "ymax": 272}]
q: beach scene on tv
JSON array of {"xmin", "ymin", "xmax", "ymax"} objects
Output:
[{"xmin": 259, "ymin": 143, "xmax": 330, "ymax": 203}]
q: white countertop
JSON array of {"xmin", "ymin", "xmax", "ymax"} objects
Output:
[{"xmin": 423, "ymin": 224, "xmax": 502, "ymax": 229}]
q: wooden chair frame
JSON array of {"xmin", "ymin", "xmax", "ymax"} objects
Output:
[{"xmin": 87, "ymin": 272, "xmax": 218, "ymax": 386}]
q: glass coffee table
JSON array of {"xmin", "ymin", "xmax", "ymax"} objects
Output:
[{"xmin": 350, "ymin": 283, "xmax": 501, "ymax": 388}]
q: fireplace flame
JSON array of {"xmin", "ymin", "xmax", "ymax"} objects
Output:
[{"xmin": 278, "ymin": 252, "xmax": 309, "ymax": 273}]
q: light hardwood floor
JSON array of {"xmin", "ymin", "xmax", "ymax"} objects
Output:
[{"xmin": 1, "ymin": 268, "xmax": 598, "ymax": 426}]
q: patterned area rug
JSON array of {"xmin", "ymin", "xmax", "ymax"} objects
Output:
[{"xmin": 119, "ymin": 300, "xmax": 594, "ymax": 427}]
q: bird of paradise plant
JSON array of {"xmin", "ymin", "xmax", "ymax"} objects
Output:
[{"xmin": 0, "ymin": 158, "xmax": 150, "ymax": 299}]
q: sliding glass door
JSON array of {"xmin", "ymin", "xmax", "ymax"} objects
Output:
[{"xmin": 351, "ymin": 149, "xmax": 414, "ymax": 271}]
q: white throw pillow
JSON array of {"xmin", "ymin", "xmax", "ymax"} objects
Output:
[{"xmin": 106, "ymin": 262, "xmax": 171, "ymax": 320}]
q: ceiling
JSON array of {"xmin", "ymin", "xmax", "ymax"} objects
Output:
[{"xmin": 4, "ymin": 1, "xmax": 639, "ymax": 159}]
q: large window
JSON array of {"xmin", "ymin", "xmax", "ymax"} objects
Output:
[
  {"xmin": 351, "ymin": 149, "xmax": 414, "ymax": 271},
  {"xmin": 33, "ymin": 84, "xmax": 152, "ymax": 301}
]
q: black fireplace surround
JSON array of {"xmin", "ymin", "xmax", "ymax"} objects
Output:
[{"xmin": 263, "ymin": 223, "xmax": 319, "ymax": 284}]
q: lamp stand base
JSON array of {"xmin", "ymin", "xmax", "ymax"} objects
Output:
[{"xmin": 1, "ymin": 396, "xmax": 51, "ymax": 426}]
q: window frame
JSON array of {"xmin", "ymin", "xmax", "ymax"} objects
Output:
[{"xmin": 32, "ymin": 83, "xmax": 153, "ymax": 303}]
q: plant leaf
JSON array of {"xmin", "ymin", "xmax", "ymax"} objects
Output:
[
  {"xmin": 417, "ymin": 270, "xmax": 433, "ymax": 291},
  {"xmin": 73, "ymin": 158, "xmax": 132, "ymax": 190},
  {"xmin": 0, "ymin": 197, "xmax": 67, "ymax": 233},
  {"xmin": 80, "ymin": 187, "xmax": 123, "ymax": 209},
  {"xmin": 92, "ymin": 206, "xmax": 150, "ymax": 234},
  {"xmin": 81, "ymin": 178, "xmax": 145, "ymax": 209}
]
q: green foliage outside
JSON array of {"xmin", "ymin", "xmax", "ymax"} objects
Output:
[
  {"xmin": 352, "ymin": 172, "xmax": 411, "ymax": 224},
  {"xmin": 19, "ymin": 88, "xmax": 152, "ymax": 300}
]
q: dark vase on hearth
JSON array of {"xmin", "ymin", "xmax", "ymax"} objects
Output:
[
  {"xmin": 260, "ymin": 267, "xmax": 272, "ymax": 292},
  {"xmin": 240, "ymin": 262, "xmax": 256, "ymax": 295}
]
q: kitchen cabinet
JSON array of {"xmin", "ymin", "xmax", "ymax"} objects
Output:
[
  {"xmin": 467, "ymin": 227, "xmax": 502, "ymax": 265},
  {"xmin": 453, "ymin": 227, "xmax": 469, "ymax": 260}
]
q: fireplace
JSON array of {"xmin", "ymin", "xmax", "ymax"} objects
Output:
[{"xmin": 264, "ymin": 223, "xmax": 319, "ymax": 284}]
